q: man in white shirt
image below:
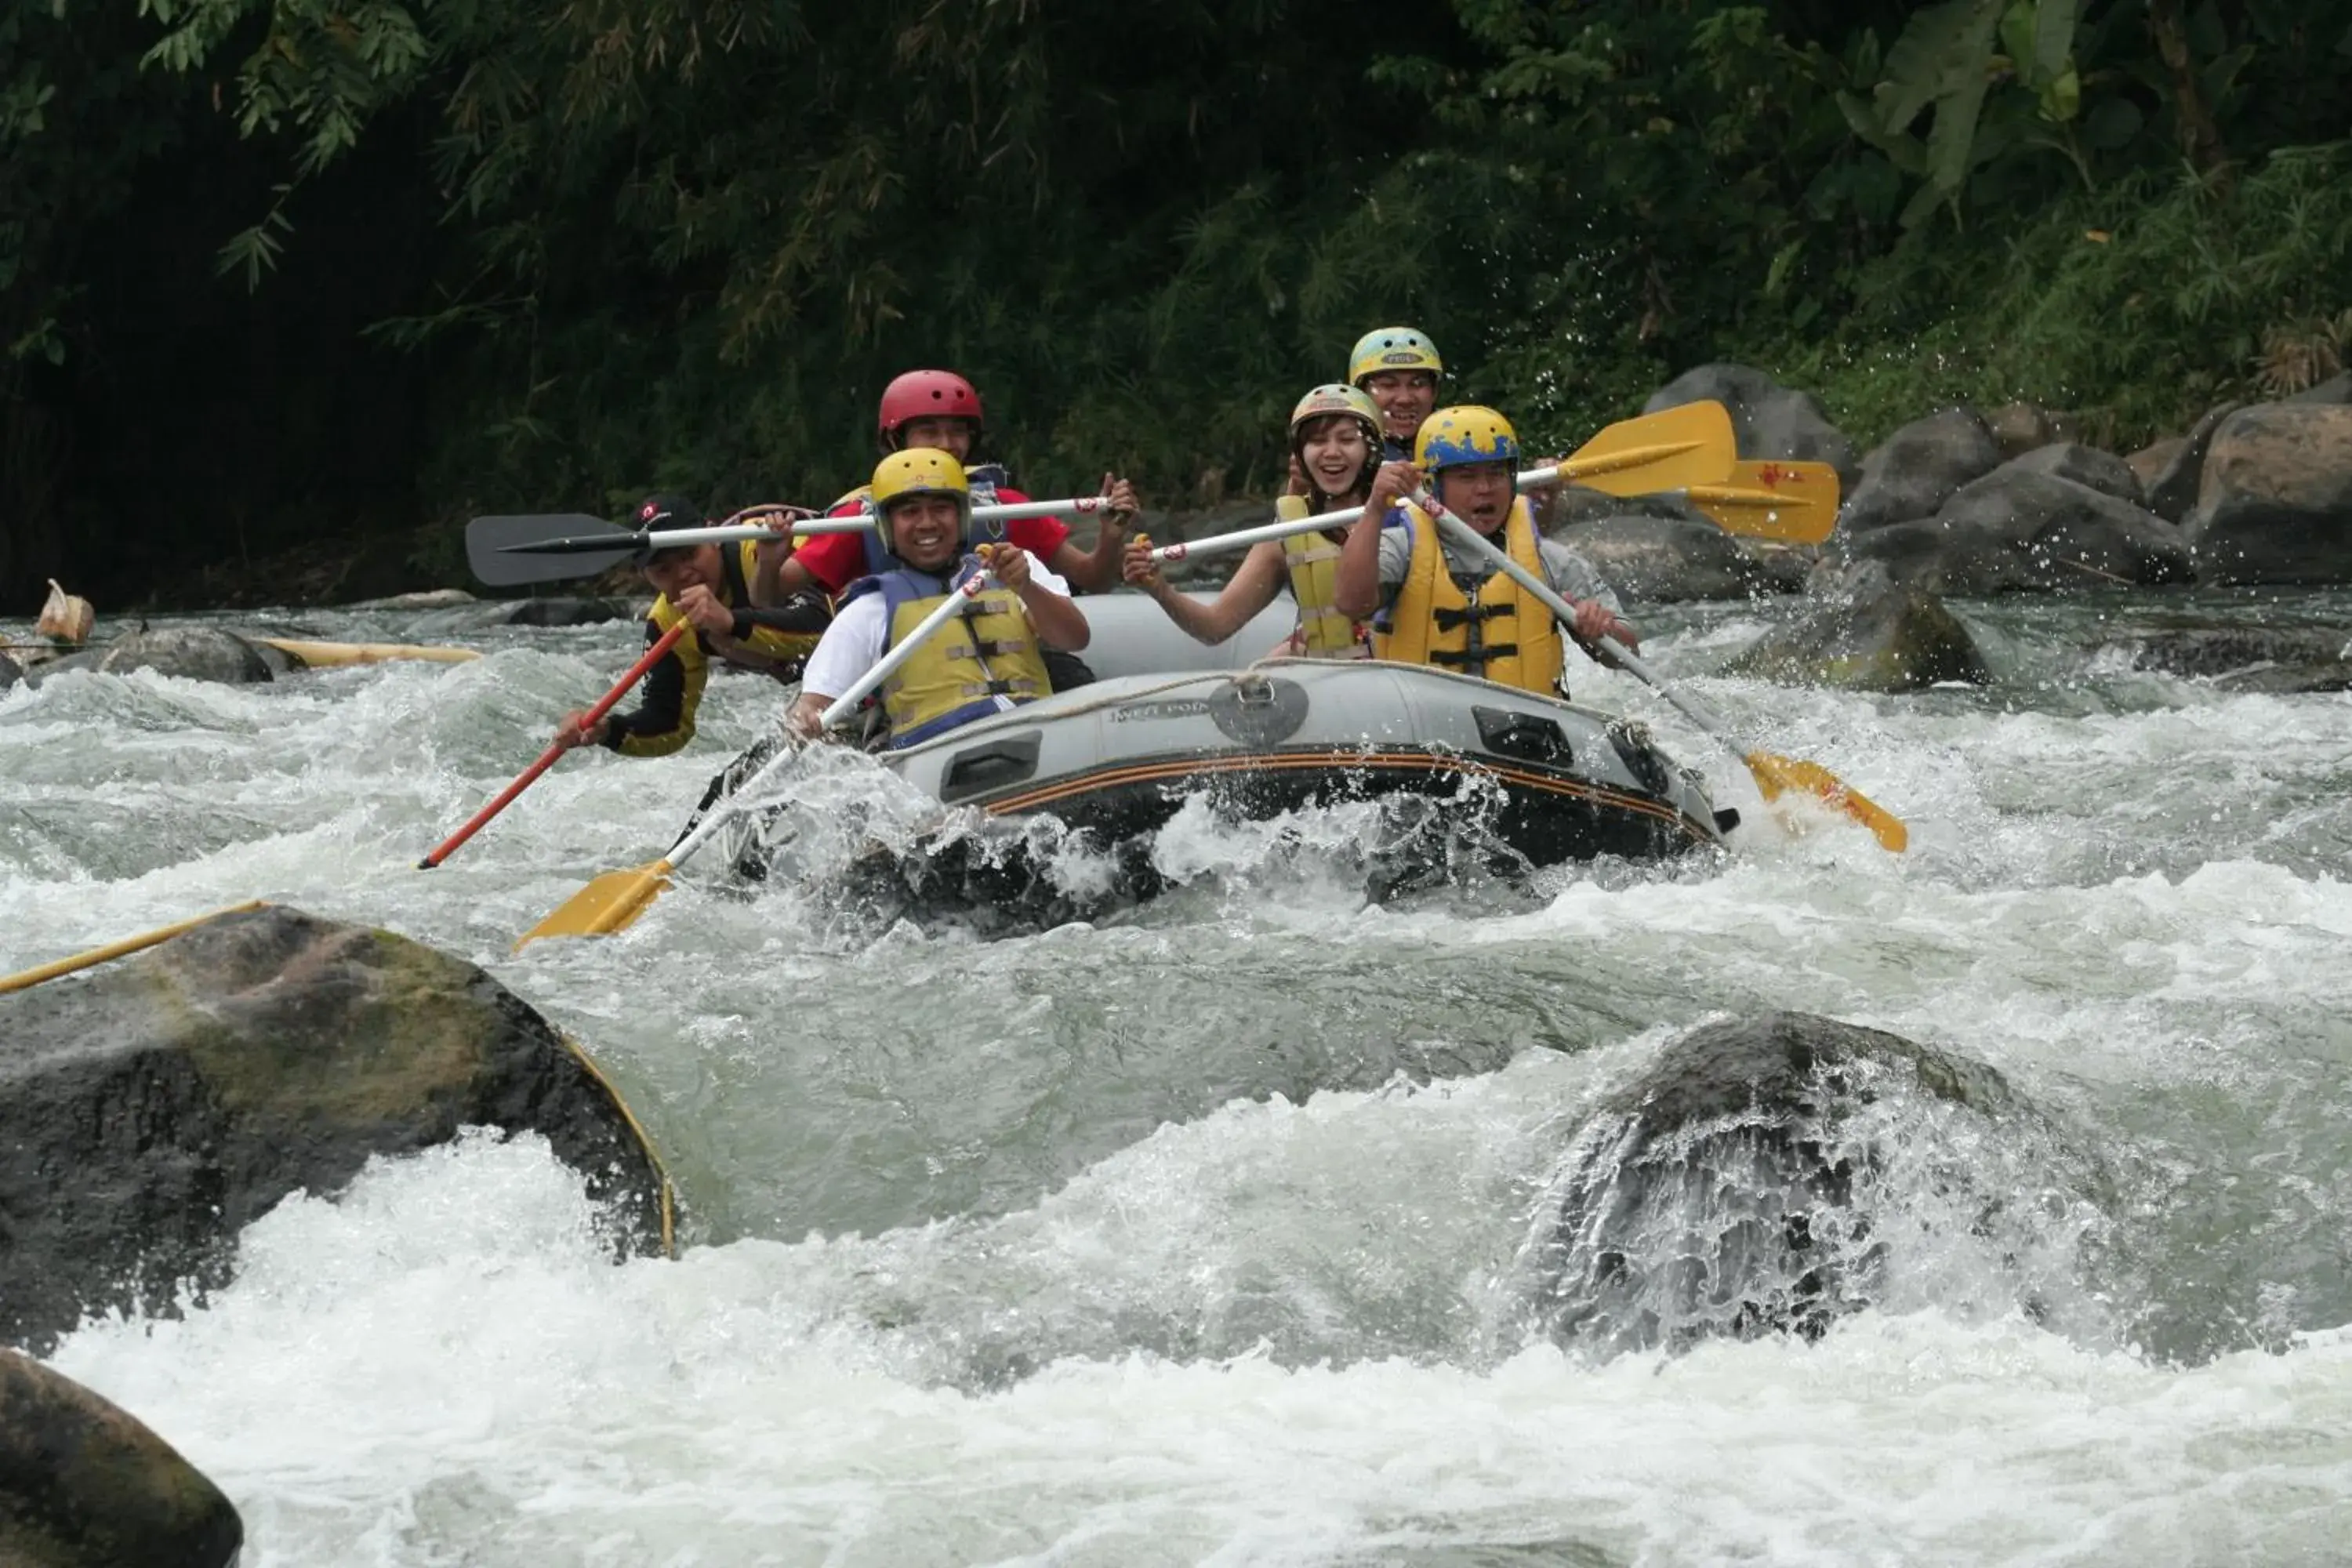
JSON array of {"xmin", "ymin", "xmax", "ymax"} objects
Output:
[{"xmin": 787, "ymin": 448, "xmax": 1088, "ymax": 747}]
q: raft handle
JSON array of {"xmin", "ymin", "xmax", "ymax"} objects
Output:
[
  {"xmin": 1472, "ymin": 707, "xmax": 1577, "ymax": 768},
  {"xmin": 938, "ymin": 731, "xmax": 1044, "ymax": 804}
]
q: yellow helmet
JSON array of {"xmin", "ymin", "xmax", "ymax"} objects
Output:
[
  {"xmin": 1414, "ymin": 406, "xmax": 1519, "ymax": 475},
  {"xmin": 869, "ymin": 447, "xmax": 971, "ymax": 552},
  {"xmin": 1348, "ymin": 326, "xmax": 1443, "ymax": 387}
]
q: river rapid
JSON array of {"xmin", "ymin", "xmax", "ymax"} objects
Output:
[{"xmin": 5, "ymin": 590, "xmax": 2352, "ymax": 1566}]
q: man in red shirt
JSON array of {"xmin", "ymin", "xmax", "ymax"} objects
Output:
[{"xmin": 755, "ymin": 369, "xmax": 1137, "ymax": 603}]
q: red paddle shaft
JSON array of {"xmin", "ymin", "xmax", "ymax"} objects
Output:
[{"xmin": 417, "ymin": 619, "xmax": 691, "ymax": 869}]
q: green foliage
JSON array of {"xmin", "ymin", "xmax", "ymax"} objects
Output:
[{"xmin": 13, "ymin": 0, "xmax": 2352, "ymax": 604}]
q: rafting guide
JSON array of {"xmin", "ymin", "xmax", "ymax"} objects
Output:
[{"xmin": 555, "ymin": 494, "xmax": 833, "ymax": 758}]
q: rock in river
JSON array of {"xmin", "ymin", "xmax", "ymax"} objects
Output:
[
  {"xmin": 1552, "ymin": 514, "xmax": 1798, "ymax": 604},
  {"xmin": 1644, "ymin": 364, "xmax": 1858, "ymax": 485},
  {"xmin": 0, "ymin": 905, "xmax": 673, "ymax": 1352},
  {"xmin": 1845, "ymin": 465, "xmax": 2192, "ymax": 594},
  {"xmin": 1836, "ymin": 407, "xmax": 2004, "ymax": 534},
  {"xmin": 0, "ymin": 1350, "xmax": 242, "ymax": 1567},
  {"xmin": 96, "ymin": 628, "xmax": 275, "ymax": 684},
  {"xmin": 1520, "ymin": 1011, "xmax": 2094, "ymax": 1356},
  {"xmin": 2186, "ymin": 403, "xmax": 2352, "ymax": 585},
  {"xmin": 1726, "ymin": 562, "xmax": 1989, "ymax": 691}
]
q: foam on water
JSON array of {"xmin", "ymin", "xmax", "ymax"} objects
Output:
[{"xmin": 7, "ymin": 597, "xmax": 2352, "ymax": 1562}]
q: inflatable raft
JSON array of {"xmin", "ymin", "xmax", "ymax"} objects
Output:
[{"xmin": 706, "ymin": 593, "xmax": 1733, "ymax": 909}]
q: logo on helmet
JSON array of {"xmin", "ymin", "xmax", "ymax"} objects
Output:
[{"xmin": 1381, "ymin": 351, "xmax": 1421, "ymax": 365}]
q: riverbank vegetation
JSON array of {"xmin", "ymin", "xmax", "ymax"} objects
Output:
[{"xmin": 5, "ymin": 0, "xmax": 2347, "ymax": 603}]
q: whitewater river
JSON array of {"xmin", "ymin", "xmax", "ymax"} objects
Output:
[{"xmin": 5, "ymin": 589, "xmax": 2351, "ymax": 1566}]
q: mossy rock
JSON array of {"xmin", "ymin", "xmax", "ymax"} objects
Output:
[
  {"xmin": 1727, "ymin": 568, "xmax": 1990, "ymax": 691},
  {"xmin": 0, "ymin": 1350, "xmax": 242, "ymax": 1568},
  {"xmin": 0, "ymin": 906, "xmax": 673, "ymax": 1352}
]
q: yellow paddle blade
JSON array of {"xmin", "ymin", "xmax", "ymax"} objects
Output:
[
  {"xmin": 1686, "ymin": 460, "xmax": 1842, "ymax": 544},
  {"xmin": 1744, "ymin": 751, "xmax": 1908, "ymax": 852},
  {"xmin": 514, "ymin": 858, "xmax": 676, "ymax": 950},
  {"xmin": 1561, "ymin": 401, "xmax": 1737, "ymax": 496}
]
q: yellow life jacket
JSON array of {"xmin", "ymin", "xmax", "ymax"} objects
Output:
[
  {"xmin": 865, "ymin": 561, "xmax": 1051, "ymax": 747},
  {"xmin": 1279, "ymin": 510, "xmax": 1370, "ymax": 658},
  {"xmin": 1372, "ymin": 497, "xmax": 1564, "ymax": 694}
]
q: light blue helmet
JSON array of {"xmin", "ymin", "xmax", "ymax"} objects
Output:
[{"xmin": 1348, "ymin": 327, "xmax": 1443, "ymax": 387}]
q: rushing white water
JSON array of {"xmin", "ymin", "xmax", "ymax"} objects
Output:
[{"xmin": 6, "ymin": 589, "xmax": 2352, "ymax": 1565}]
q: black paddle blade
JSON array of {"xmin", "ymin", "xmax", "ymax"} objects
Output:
[{"xmin": 465, "ymin": 514, "xmax": 639, "ymax": 586}]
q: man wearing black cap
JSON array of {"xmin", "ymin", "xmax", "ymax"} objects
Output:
[{"xmin": 556, "ymin": 494, "xmax": 833, "ymax": 757}]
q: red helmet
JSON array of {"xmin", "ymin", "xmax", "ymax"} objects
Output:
[{"xmin": 877, "ymin": 369, "xmax": 984, "ymax": 448}]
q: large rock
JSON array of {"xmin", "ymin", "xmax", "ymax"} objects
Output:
[
  {"xmin": 0, "ymin": 905, "xmax": 673, "ymax": 1352},
  {"xmin": 1643, "ymin": 364, "xmax": 1857, "ymax": 486},
  {"xmin": 1552, "ymin": 515, "xmax": 1795, "ymax": 604},
  {"xmin": 2005, "ymin": 442, "xmax": 2145, "ymax": 506},
  {"xmin": 94, "ymin": 628, "xmax": 274, "ymax": 685},
  {"xmin": 0, "ymin": 1351, "xmax": 242, "ymax": 1567},
  {"xmin": 2142, "ymin": 401, "xmax": 2243, "ymax": 523},
  {"xmin": 2285, "ymin": 372, "xmax": 2352, "ymax": 406},
  {"xmin": 0, "ymin": 652, "xmax": 18, "ymax": 692},
  {"xmin": 1984, "ymin": 402, "xmax": 2089, "ymax": 459},
  {"xmin": 1838, "ymin": 408, "xmax": 2003, "ymax": 532},
  {"xmin": 1726, "ymin": 563, "xmax": 1988, "ymax": 690},
  {"xmin": 2185, "ymin": 403, "xmax": 2352, "ymax": 585},
  {"xmin": 2106, "ymin": 622, "xmax": 2352, "ymax": 681},
  {"xmin": 501, "ymin": 597, "xmax": 632, "ymax": 627},
  {"xmin": 1846, "ymin": 467, "xmax": 2193, "ymax": 594},
  {"xmin": 1524, "ymin": 1012, "xmax": 2075, "ymax": 1356}
]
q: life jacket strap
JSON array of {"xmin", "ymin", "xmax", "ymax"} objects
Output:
[
  {"xmin": 1429, "ymin": 644, "xmax": 1517, "ymax": 670},
  {"xmin": 1432, "ymin": 602, "xmax": 1514, "ymax": 633}
]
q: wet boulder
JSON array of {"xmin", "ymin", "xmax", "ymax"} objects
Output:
[
  {"xmin": 0, "ymin": 904, "xmax": 673, "ymax": 1353},
  {"xmin": 1984, "ymin": 402, "xmax": 2090, "ymax": 459},
  {"xmin": 1643, "ymin": 364, "xmax": 1857, "ymax": 486},
  {"xmin": 93, "ymin": 628, "xmax": 274, "ymax": 685},
  {"xmin": 1837, "ymin": 408, "xmax": 2003, "ymax": 533},
  {"xmin": 1846, "ymin": 466, "xmax": 2192, "ymax": 594},
  {"xmin": 0, "ymin": 1351, "xmax": 242, "ymax": 1567},
  {"xmin": 1726, "ymin": 563, "xmax": 1988, "ymax": 690},
  {"xmin": 0, "ymin": 652, "xmax": 18, "ymax": 691},
  {"xmin": 2106, "ymin": 622, "xmax": 2352, "ymax": 682},
  {"xmin": 1523, "ymin": 1012, "xmax": 2071, "ymax": 1356},
  {"xmin": 2185, "ymin": 404, "xmax": 2352, "ymax": 585},
  {"xmin": 2005, "ymin": 442, "xmax": 2145, "ymax": 506},
  {"xmin": 1552, "ymin": 515, "xmax": 1795, "ymax": 604},
  {"xmin": 2286, "ymin": 372, "xmax": 2352, "ymax": 406},
  {"xmin": 501, "ymin": 596, "xmax": 632, "ymax": 627},
  {"xmin": 2140, "ymin": 401, "xmax": 2243, "ymax": 524}
]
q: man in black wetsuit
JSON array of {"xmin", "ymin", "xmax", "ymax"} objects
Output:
[{"xmin": 556, "ymin": 495, "xmax": 833, "ymax": 757}]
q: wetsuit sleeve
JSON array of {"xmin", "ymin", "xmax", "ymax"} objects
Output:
[
  {"xmin": 1538, "ymin": 539, "xmax": 1624, "ymax": 615},
  {"xmin": 726, "ymin": 590, "xmax": 834, "ymax": 676},
  {"xmin": 601, "ymin": 617, "xmax": 709, "ymax": 758}
]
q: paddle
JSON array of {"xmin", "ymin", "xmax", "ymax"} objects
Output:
[
  {"xmin": 1149, "ymin": 401, "xmax": 1739, "ymax": 566},
  {"xmin": 469, "ymin": 494, "xmax": 1112, "ymax": 587},
  {"xmin": 512, "ymin": 561, "xmax": 1004, "ymax": 948},
  {"xmin": 1415, "ymin": 492, "xmax": 1907, "ymax": 853},
  {"xmin": 0, "ymin": 901, "xmax": 269, "ymax": 996},
  {"xmin": 417, "ymin": 619, "xmax": 692, "ymax": 870},
  {"xmin": 1683, "ymin": 460, "xmax": 1840, "ymax": 545}
]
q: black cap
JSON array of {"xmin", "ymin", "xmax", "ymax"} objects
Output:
[{"xmin": 633, "ymin": 492, "xmax": 705, "ymax": 532}]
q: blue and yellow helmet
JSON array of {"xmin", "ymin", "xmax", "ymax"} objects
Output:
[
  {"xmin": 1348, "ymin": 327, "xmax": 1443, "ymax": 387},
  {"xmin": 1414, "ymin": 406, "xmax": 1519, "ymax": 475}
]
